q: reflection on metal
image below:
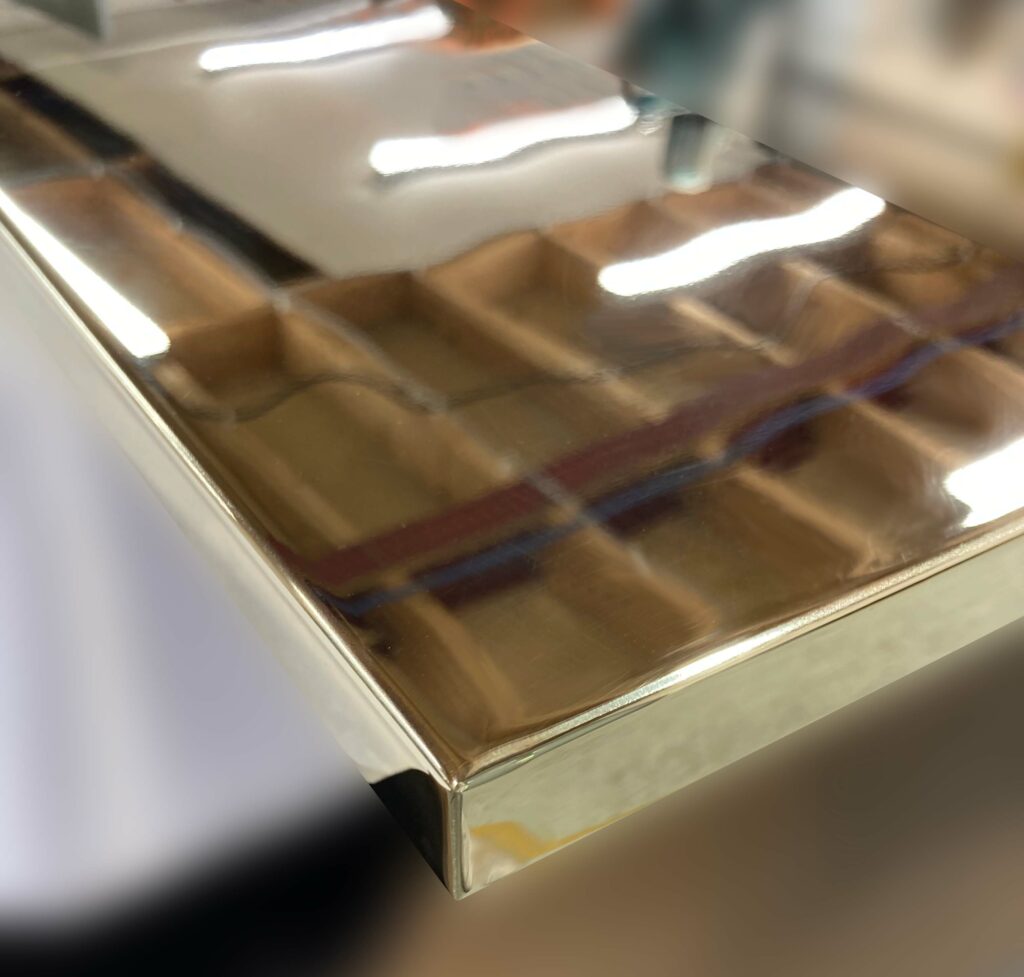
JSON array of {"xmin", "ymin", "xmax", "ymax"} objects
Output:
[
  {"xmin": 947, "ymin": 436, "xmax": 1024, "ymax": 527},
  {"xmin": 14, "ymin": 0, "xmax": 107, "ymax": 37},
  {"xmin": 1, "ymin": 3, "xmax": 1023, "ymax": 899},
  {"xmin": 198, "ymin": 2, "xmax": 452, "ymax": 73},
  {"xmin": 0, "ymin": 186, "xmax": 168, "ymax": 359},
  {"xmin": 457, "ymin": 0, "xmax": 1024, "ymax": 257},
  {"xmin": 599, "ymin": 187, "xmax": 885, "ymax": 296},
  {"xmin": 370, "ymin": 96, "xmax": 638, "ymax": 176}
]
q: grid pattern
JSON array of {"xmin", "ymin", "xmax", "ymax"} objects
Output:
[{"xmin": 3, "ymin": 74, "xmax": 1023, "ymax": 758}]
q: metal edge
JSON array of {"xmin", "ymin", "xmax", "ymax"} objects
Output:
[
  {"xmin": 466, "ymin": 511, "xmax": 1024, "ymax": 778},
  {"xmin": 0, "ymin": 218, "xmax": 463, "ymax": 886},
  {"xmin": 456, "ymin": 522, "xmax": 1024, "ymax": 892}
]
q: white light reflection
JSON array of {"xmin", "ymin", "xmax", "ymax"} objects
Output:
[
  {"xmin": 198, "ymin": 4, "xmax": 452, "ymax": 73},
  {"xmin": 946, "ymin": 437, "xmax": 1024, "ymax": 528},
  {"xmin": 369, "ymin": 96, "xmax": 638, "ymax": 176},
  {"xmin": 599, "ymin": 187, "xmax": 886, "ymax": 298},
  {"xmin": 0, "ymin": 188, "xmax": 169, "ymax": 360}
]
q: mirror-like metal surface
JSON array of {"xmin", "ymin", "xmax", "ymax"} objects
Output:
[{"xmin": 0, "ymin": 0, "xmax": 1022, "ymax": 895}]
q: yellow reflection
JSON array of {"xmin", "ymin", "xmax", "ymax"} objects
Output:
[
  {"xmin": 599, "ymin": 187, "xmax": 886, "ymax": 297},
  {"xmin": 946, "ymin": 437, "xmax": 1024, "ymax": 528},
  {"xmin": 198, "ymin": 4, "xmax": 452, "ymax": 73},
  {"xmin": 0, "ymin": 188, "xmax": 169, "ymax": 360},
  {"xmin": 369, "ymin": 96, "xmax": 638, "ymax": 176}
]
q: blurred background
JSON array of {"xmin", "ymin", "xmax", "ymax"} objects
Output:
[
  {"xmin": 462, "ymin": 0, "xmax": 1024, "ymax": 256},
  {"xmin": 1, "ymin": 1, "xmax": 1023, "ymax": 973}
]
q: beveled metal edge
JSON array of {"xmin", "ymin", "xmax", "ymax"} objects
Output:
[
  {"xmin": 0, "ymin": 217, "xmax": 464, "ymax": 888},
  {"xmin": 455, "ymin": 519, "xmax": 1024, "ymax": 894}
]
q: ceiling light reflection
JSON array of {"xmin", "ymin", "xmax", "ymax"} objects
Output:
[
  {"xmin": 0, "ymin": 188, "xmax": 169, "ymax": 360},
  {"xmin": 599, "ymin": 187, "xmax": 886, "ymax": 298},
  {"xmin": 198, "ymin": 4, "xmax": 452, "ymax": 73},
  {"xmin": 946, "ymin": 437, "xmax": 1024, "ymax": 528},
  {"xmin": 369, "ymin": 96, "xmax": 638, "ymax": 176}
]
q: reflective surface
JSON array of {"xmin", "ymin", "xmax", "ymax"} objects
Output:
[
  {"xmin": 1, "ymin": 0, "xmax": 1023, "ymax": 894},
  {"xmin": 460, "ymin": 0, "xmax": 1024, "ymax": 258}
]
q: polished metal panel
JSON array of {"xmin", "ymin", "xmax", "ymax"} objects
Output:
[{"xmin": 0, "ymin": 0, "xmax": 1022, "ymax": 895}]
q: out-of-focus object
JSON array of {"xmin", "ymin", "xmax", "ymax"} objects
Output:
[
  {"xmin": 13, "ymin": 0, "xmax": 107, "ymax": 36},
  {"xmin": 931, "ymin": 0, "xmax": 1010, "ymax": 58},
  {"xmin": 459, "ymin": 0, "xmax": 1024, "ymax": 258}
]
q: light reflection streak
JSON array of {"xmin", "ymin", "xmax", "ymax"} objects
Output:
[
  {"xmin": 946, "ymin": 437, "xmax": 1024, "ymax": 527},
  {"xmin": 599, "ymin": 187, "xmax": 886, "ymax": 297},
  {"xmin": 0, "ymin": 188, "xmax": 170, "ymax": 360},
  {"xmin": 198, "ymin": 3, "xmax": 452, "ymax": 73},
  {"xmin": 369, "ymin": 97, "xmax": 638, "ymax": 176}
]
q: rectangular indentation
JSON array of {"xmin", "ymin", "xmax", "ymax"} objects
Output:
[
  {"xmin": 706, "ymin": 259, "xmax": 908, "ymax": 360},
  {"xmin": 429, "ymin": 231, "xmax": 767, "ymax": 409},
  {"xmin": 158, "ymin": 308, "xmax": 503, "ymax": 557},
  {"xmin": 300, "ymin": 273, "xmax": 636, "ymax": 468},
  {"xmin": 611, "ymin": 470, "xmax": 864, "ymax": 631},
  {"xmin": 600, "ymin": 301, "xmax": 774, "ymax": 409},
  {"xmin": 429, "ymin": 232, "xmax": 791, "ymax": 429},
  {"xmin": 820, "ymin": 211, "xmax": 997, "ymax": 310},
  {"xmin": 873, "ymin": 349, "xmax": 1024, "ymax": 458},
  {"xmin": 356, "ymin": 525, "xmax": 713, "ymax": 746},
  {"xmin": 10, "ymin": 175, "xmax": 264, "ymax": 332},
  {"xmin": 750, "ymin": 404, "xmax": 963, "ymax": 557},
  {"xmin": 431, "ymin": 529, "xmax": 710, "ymax": 718},
  {"xmin": 428, "ymin": 232, "xmax": 600, "ymax": 345}
]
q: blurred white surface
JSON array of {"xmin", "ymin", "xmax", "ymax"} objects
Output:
[
  {"xmin": 0, "ymin": 2, "xmax": 669, "ymax": 279},
  {"xmin": 0, "ymin": 237, "xmax": 362, "ymax": 924}
]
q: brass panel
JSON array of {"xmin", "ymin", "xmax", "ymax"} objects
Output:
[
  {"xmin": 0, "ymin": 88, "xmax": 88, "ymax": 177},
  {"xmin": 0, "ymin": 2, "xmax": 1022, "ymax": 895}
]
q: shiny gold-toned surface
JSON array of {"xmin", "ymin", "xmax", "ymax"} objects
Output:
[
  {"xmin": 0, "ymin": 1, "xmax": 1022, "ymax": 896},
  {"xmin": 0, "ymin": 86, "xmax": 86, "ymax": 175}
]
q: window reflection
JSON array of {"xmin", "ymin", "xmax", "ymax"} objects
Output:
[
  {"xmin": 198, "ymin": 3, "xmax": 453, "ymax": 74},
  {"xmin": 0, "ymin": 188, "xmax": 169, "ymax": 360},
  {"xmin": 369, "ymin": 96, "xmax": 637, "ymax": 176},
  {"xmin": 946, "ymin": 436, "xmax": 1024, "ymax": 527},
  {"xmin": 599, "ymin": 187, "xmax": 886, "ymax": 297}
]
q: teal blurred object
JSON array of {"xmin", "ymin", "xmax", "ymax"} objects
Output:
[
  {"xmin": 13, "ymin": 0, "xmax": 107, "ymax": 37},
  {"xmin": 621, "ymin": 0, "xmax": 780, "ymax": 112}
]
